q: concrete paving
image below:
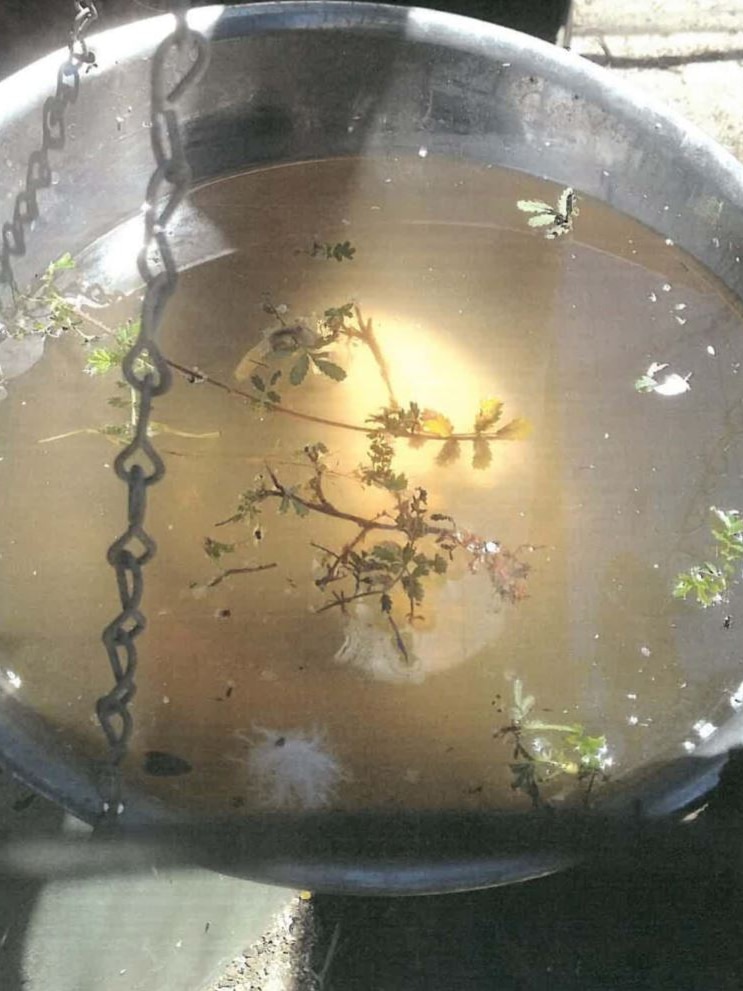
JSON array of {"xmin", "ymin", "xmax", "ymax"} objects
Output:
[
  {"xmin": 570, "ymin": 0, "xmax": 743, "ymax": 160},
  {"xmin": 0, "ymin": 771, "xmax": 294, "ymax": 991}
]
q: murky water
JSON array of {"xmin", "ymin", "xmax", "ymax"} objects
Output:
[{"xmin": 2, "ymin": 156, "xmax": 743, "ymax": 815}]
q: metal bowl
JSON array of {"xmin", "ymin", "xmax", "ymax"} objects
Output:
[{"xmin": 2, "ymin": 2, "xmax": 743, "ymax": 894}]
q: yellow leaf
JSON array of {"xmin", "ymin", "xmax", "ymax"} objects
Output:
[
  {"xmin": 420, "ymin": 408, "xmax": 454, "ymax": 438},
  {"xmin": 299, "ymin": 890, "xmax": 313, "ymax": 901},
  {"xmin": 473, "ymin": 398, "xmax": 504, "ymax": 433},
  {"xmin": 495, "ymin": 418, "xmax": 532, "ymax": 440}
]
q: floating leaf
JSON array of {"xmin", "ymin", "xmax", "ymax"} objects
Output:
[
  {"xmin": 47, "ymin": 252, "xmax": 75, "ymax": 274},
  {"xmin": 474, "ymin": 398, "xmax": 504, "ymax": 433},
  {"xmin": 420, "ymin": 409, "xmax": 454, "ymax": 438},
  {"xmin": 495, "ymin": 418, "xmax": 531, "ymax": 440},
  {"xmin": 557, "ymin": 187, "xmax": 576, "ymax": 217},
  {"xmin": 435, "ymin": 437, "xmax": 461, "ymax": 466},
  {"xmin": 528, "ymin": 213, "xmax": 558, "ymax": 228},
  {"xmin": 634, "ymin": 375, "xmax": 657, "ymax": 393},
  {"xmin": 270, "ymin": 369, "xmax": 283, "ymax": 386},
  {"xmin": 290, "ymin": 351, "xmax": 310, "ymax": 385},
  {"xmin": 517, "ymin": 199, "xmax": 554, "ymax": 214},
  {"xmin": 472, "ymin": 436, "xmax": 493, "ymax": 470},
  {"xmin": 250, "ymin": 374, "xmax": 265, "ymax": 392},
  {"xmin": 312, "ymin": 357, "xmax": 347, "ymax": 381},
  {"xmin": 266, "ymin": 390, "xmax": 282, "ymax": 404}
]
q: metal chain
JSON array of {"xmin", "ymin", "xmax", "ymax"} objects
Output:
[
  {"xmin": 0, "ymin": 1, "xmax": 98, "ymax": 303},
  {"xmin": 96, "ymin": 5, "xmax": 209, "ymax": 820}
]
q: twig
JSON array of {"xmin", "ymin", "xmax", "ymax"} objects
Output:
[
  {"xmin": 205, "ymin": 563, "xmax": 277, "ymax": 588},
  {"xmin": 344, "ymin": 305, "xmax": 399, "ymax": 409},
  {"xmin": 73, "ymin": 306, "xmax": 522, "ymax": 445},
  {"xmin": 386, "ymin": 611, "xmax": 410, "ymax": 664}
]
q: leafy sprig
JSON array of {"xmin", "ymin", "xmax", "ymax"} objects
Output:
[
  {"xmin": 674, "ymin": 507, "xmax": 743, "ymax": 607},
  {"xmin": 517, "ymin": 187, "xmax": 579, "ymax": 239},
  {"xmin": 306, "ymin": 240, "xmax": 357, "ymax": 262},
  {"xmin": 1, "ymin": 253, "xmax": 80, "ymax": 340},
  {"xmin": 214, "ymin": 431, "xmax": 534, "ymax": 629},
  {"xmin": 496, "ymin": 679, "xmax": 611, "ymax": 808}
]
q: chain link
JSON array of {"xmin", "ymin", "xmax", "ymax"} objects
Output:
[
  {"xmin": 96, "ymin": 6, "xmax": 209, "ymax": 821},
  {"xmin": 0, "ymin": 2, "xmax": 98, "ymax": 303}
]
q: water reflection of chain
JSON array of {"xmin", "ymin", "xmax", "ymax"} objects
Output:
[
  {"xmin": 0, "ymin": 1, "xmax": 98, "ymax": 306},
  {"xmin": 96, "ymin": 5, "xmax": 210, "ymax": 822}
]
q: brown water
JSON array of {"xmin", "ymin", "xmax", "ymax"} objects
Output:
[{"xmin": 2, "ymin": 156, "xmax": 743, "ymax": 816}]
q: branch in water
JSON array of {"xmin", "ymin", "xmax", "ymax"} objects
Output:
[
  {"xmin": 205, "ymin": 562, "xmax": 278, "ymax": 588},
  {"xmin": 74, "ymin": 304, "xmax": 525, "ymax": 446}
]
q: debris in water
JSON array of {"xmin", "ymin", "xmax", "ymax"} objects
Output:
[
  {"xmin": 634, "ymin": 361, "xmax": 691, "ymax": 396},
  {"xmin": 233, "ymin": 726, "xmax": 349, "ymax": 810},
  {"xmin": 143, "ymin": 751, "xmax": 193, "ymax": 777}
]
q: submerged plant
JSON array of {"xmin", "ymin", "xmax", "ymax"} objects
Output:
[
  {"xmin": 674, "ymin": 507, "xmax": 743, "ymax": 608},
  {"xmin": 517, "ymin": 187, "xmax": 579, "ymax": 239},
  {"xmin": 0, "ymin": 253, "xmax": 80, "ymax": 340},
  {"xmin": 306, "ymin": 239, "xmax": 357, "ymax": 263},
  {"xmin": 495, "ymin": 678, "xmax": 611, "ymax": 808},
  {"xmin": 236, "ymin": 294, "xmax": 530, "ymax": 473},
  {"xmin": 37, "ymin": 317, "xmax": 219, "ymax": 446},
  {"xmin": 213, "ymin": 435, "xmax": 533, "ymax": 632}
]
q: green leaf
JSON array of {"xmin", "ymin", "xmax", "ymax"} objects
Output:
[
  {"xmin": 266, "ymin": 391, "xmax": 282, "ymax": 404},
  {"xmin": 380, "ymin": 593, "xmax": 393, "ymax": 613},
  {"xmin": 557, "ymin": 187, "xmax": 577, "ymax": 219},
  {"xmin": 528, "ymin": 214, "xmax": 558, "ymax": 228},
  {"xmin": 516, "ymin": 200, "xmax": 554, "ymax": 214},
  {"xmin": 270, "ymin": 369, "xmax": 283, "ymax": 386},
  {"xmin": 401, "ymin": 575, "xmax": 425, "ymax": 604},
  {"xmin": 433, "ymin": 554, "xmax": 448, "ymax": 575},
  {"xmin": 48, "ymin": 252, "xmax": 75, "ymax": 273},
  {"xmin": 332, "ymin": 241, "xmax": 356, "ymax": 262},
  {"xmin": 291, "ymin": 497, "xmax": 310, "ymax": 517},
  {"xmin": 250, "ymin": 374, "xmax": 265, "ymax": 392},
  {"xmin": 290, "ymin": 351, "xmax": 310, "ymax": 386},
  {"xmin": 312, "ymin": 357, "xmax": 347, "ymax": 381},
  {"xmin": 388, "ymin": 473, "xmax": 409, "ymax": 492},
  {"xmin": 324, "ymin": 303, "xmax": 354, "ymax": 323},
  {"xmin": 203, "ymin": 537, "xmax": 236, "ymax": 561},
  {"xmin": 372, "ymin": 542, "xmax": 403, "ymax": 564},
  {"xmin": 85, "ymin": 349, "xmax": 115, "ymax": 375},
  {"xmin": 634, "ymin": 375, "xmax": 657, "ymax": 393}
]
